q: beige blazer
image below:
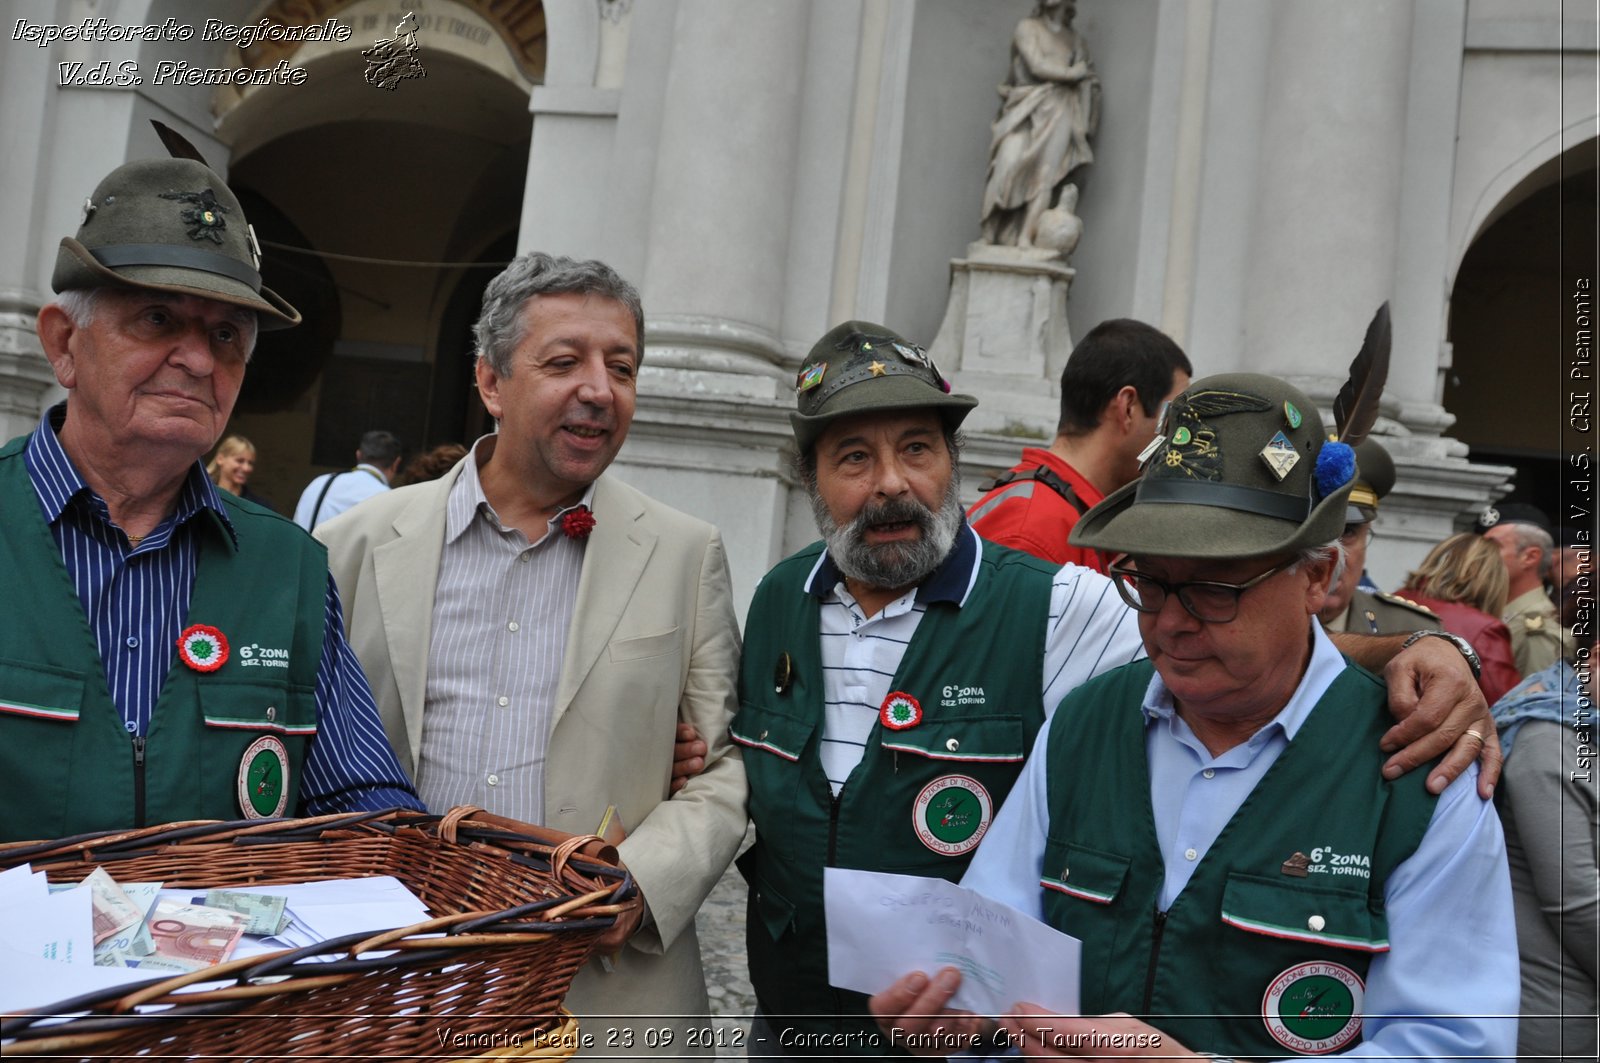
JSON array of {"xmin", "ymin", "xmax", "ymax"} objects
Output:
[{"xmin": 318, "ymin": 464, "xmax": 746, "ymax": 1045}]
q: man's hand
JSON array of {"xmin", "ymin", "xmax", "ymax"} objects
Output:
[
  {"xmin": 868, "ymin": 968, "xmax": 992, "ymax": 1056},
  {"xmin": 671, "ymin": 722, "xmax": 707, "ymax": 794},
  {"xmin": 1380, "ymin": 636, "xmax": 1502, "ymax": 798},
  {"xmin": 594, "ymin": 874, "xmax": 645, "ymax": 954},
  {"xmin": 999, "ymin": 1007, "xmax": 1201, "ymax": 1059}
]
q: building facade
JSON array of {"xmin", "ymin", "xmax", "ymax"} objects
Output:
[{"xmin": 2, "ymin": 0, "xmax": 1594, "ymax": 611}]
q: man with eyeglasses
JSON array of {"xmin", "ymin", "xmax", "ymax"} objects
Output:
[
  {"xmin": 1318, "ymin": 439, "xmax": 1442, "ymax": 636},
  {"xmin": 739, "ymin": 334, "xmax": 1502, "ymax": 1056},
  {"xmin": 870, "ymin": 374, "xmax": 1517, "ymax": 1060}
]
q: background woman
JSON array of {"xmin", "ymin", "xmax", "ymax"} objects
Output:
[
  {"xmin": 206, "ymin": 435, "xmax": 275, "ymax": 512},
  {"xmin": 1396, "ymin": 532, "xmax": 1521, "ymax": 702}
]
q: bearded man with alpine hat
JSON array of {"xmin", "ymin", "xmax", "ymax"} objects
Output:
[
  {"xmin": 870, "ymin": 374, "xmax": 1518, "ymax": 1061},
  {"xmin": 0, "ymin": 134, "xmax": 421, "ymax": 842},
  {"xmin": 740, "ymin": 318, "xmax": 1506, "ymax": 1055}
]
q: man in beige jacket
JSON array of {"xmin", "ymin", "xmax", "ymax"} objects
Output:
[{"xmin": 319, "ymin": 252, "xmax": 745, "ymax": 1056}]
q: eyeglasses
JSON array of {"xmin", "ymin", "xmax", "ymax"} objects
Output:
[{"xmin": 1107, "ymin": 556, "xmax": 1299, "ymax": 623}]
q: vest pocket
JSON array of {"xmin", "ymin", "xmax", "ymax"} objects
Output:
[
  {"xmin": 731, "ymin": 703, "xmax": 813, "ymax": 762},
  {"xmin": 1039, "ymin": 838, "xmax": 1131, "ymax": 1006},
  {"xmin": 879, "ymin": 715, "xmax": 1027, "ymax": 763},
  {"xmin": 738, "ymin": 846, "xmax": 798, "ymax": 942},
  {"xmin": 1219, "ymin": 872, "xmax": 1390, "ymax": 953},
  {"xmin": 0, "ymin": 660, "xmax": 87, "ymax": 842},
  {"xmin": 1040, "ymin": 839, "xmax": 1130, "ymax": 905},
  {"xmin": 0, "ymin": 658, "xmax": 84, "ymax": 724},
  {"xmin": 199, "ymin": 680, "xmax": 318, "ymax": 735}
]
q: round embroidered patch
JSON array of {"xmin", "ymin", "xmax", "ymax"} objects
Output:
[
  {"xmin": 879, "ymin": 691, "xmax": 923, "ymax": 731},
  {"xmin": 1261, "ymin": 961, "xmax": 1365, "ymax": 1054},
  {"xmin": 177, "ymin": 624, "xmax": 229, "ymax": 673},
  {"xmin": 237, "ymin": 735, "xmax": 290, "ymax": 819},
  {"xmin": 912, "ymin": 775, "xmax": 993, "ymax": 856}
]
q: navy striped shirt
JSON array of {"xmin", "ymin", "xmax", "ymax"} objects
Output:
[{"xmin": 22, "ymin": 406, "xmax": 422, "ymax": 815}]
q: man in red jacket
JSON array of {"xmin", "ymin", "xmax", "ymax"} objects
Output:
[{"xmin": 966, "ymin": 319, "xmax": 1190, "ymax": 571}]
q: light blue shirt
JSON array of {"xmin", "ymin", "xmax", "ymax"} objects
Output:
[
  {"xmin": 293, "ymin": 463, "xmax": 390, "ymax": 531},
  {"xmin": 962, "ymin": 622, "xmax": 1519, "ymax": 1061}
]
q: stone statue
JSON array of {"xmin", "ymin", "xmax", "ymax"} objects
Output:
[{"xmin": 980, "ymin": 0, "xmax": 1099, "ymax": 252}]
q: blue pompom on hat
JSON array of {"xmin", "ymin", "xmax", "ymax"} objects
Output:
[{"xmin": 1316, "ymin": 441, "xmax": 1356, "ymax": 499}]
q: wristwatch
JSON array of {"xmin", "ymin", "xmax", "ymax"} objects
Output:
[{"xmin": 1400, "ymin": 629, "xmax": 1482, "ymax": 680}]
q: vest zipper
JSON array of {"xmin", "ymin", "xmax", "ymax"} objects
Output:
[
  {"xmin": 131, "ymin": 735, "xmax": 147, "ymax": 827},
  {"xmin": 826, "ymin": 793, "xmax": 841, "ymax": 866},
  {"xmin": 1141, "ymin": 907, "xmax": 1168, "ymax": 1015},
  {"xmin": 826, "ymin": 792, "xmax": 847, "ymax": 1029}
]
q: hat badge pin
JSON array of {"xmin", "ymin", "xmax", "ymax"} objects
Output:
[{"xmin": 1260, "ymin": 430, "xmax": 1300, "ymax": 481}]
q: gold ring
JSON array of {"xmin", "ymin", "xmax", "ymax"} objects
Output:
[{"xmin": 1463, "ymin": 728, "xmax": 1486, "ymax": 746}]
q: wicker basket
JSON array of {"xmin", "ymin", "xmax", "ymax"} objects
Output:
[{"xmin": 0, "ymin": 806, "xmax": 639, "ymax": 1061}]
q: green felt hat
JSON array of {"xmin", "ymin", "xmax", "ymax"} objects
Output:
[
  {"xmin": 52, "ymin": 158, "xmax": 300, "ymax": 329},
  {"xmin": 789, "ymin": 321, "xmax": 976, "ymax": 452},
  {"xmin": 1070, "ymin": 372, "xmax": 1354, "ymax": 559}
]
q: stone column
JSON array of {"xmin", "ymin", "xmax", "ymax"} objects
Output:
[
  {"xmin": 1238, "ymin": 1, "xmax": 1504, "ymax": 579},
  {"xmin": 0, "ymin": 41, "xmax": 60, "ymax": 438},
  {"xmin": 610, "ymin": 0, "xmax": 815, "ymax": 612},
  {"xmin": 638, "ymin": 0, "xmax": 810, "ymax": 397}
]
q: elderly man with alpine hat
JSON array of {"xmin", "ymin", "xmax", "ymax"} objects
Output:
[
  {"xmin": 871, "ymin": 374, "xmax": 1517, "ymax": 1060},
  {"xmin": 739, "ymin": 325, "xmax": 1503, "ymax": 1056},
  {"xmin": 0, "ymin": 140, "xmax": 421, "ymax": 842}
]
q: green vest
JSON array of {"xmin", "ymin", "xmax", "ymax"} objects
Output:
[
  {"xmin": 1039, "ymin": 659, "xmax": 1439, "ymax": 1058},
  {"xmin": 734, "ymin": 539, "xmax": 1054, "ymax": 1053},
  {"xmin": 0, "ymin": 435, "xmax": 325, "ymax": 843}
]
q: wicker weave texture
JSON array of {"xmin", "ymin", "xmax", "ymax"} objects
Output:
[{"xmin": 0, "ymin": 808, "xmax": 637, "ymax": 1061}]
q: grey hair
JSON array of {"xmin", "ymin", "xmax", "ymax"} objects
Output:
[
  {"xmin": 54, "ymin": 289, "xmax": 101, "ymax": 327},
  {"xmin": 1504, "ymin": 521, "xmax": 1556, "ymax": 580},
  {"xmin": 1294, "ymin": 538, "xmax": 1347, "ymax": 580},
  {"xmin": 473, "ymin": 252, "xmax": 644, "ymax": 376}
]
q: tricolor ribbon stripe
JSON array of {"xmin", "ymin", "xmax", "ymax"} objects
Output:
[
  {"xmin": 1221, "ymin": 912, "xmax": 1390, "ymax": 952},
  {"xmin": 730, "ymin": 732, "xmax": 800, "ymax": 762},
  {"xmin": 202, "ymin": 717, "xmax": 318, "ymax": 735},
  {"xmin": 880, "ymin": 742, "xmax": 1024, "ymax": 763},
  {"xmin": 1040, "ymin": 876, "xmax": 1116, "ymax": 904},
  {"xmin": 0, "ymin": 700, "xmax": 79, "ymax": 722}
]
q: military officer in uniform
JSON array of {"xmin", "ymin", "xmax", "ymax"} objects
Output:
[
  {"xmin": 1479, "ymin": 503, "xmax": 1573, "ymax": 673},
  {"xmin": 1319, "ymin": 440, "xmax": 1441, "ymax": 636}
]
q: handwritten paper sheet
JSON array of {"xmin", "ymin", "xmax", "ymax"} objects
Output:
[{"xmin": 824, "ymin": 868, "xmax": 1081, "ymax": 1018}]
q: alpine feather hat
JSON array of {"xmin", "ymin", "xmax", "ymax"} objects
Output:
[
  {"xmin": 1071, "ymin": 372, "xmax": 1354, "ymax": 559},
  {"xmin": 53, "ymin": 157, "xmax": 300, "ymax": 329}
]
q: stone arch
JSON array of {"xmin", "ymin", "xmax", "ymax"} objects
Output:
[
  {"xmin": 181, "ymin": 0, "xmax": 577, "ymax": 504},
  {"xmin": 1449, "ymin": 116, "xmax": 1599, "ymax": 295},
  {"xmin": 1444, "ymin": 135, "xmax": 1596, "ymax": 521}
]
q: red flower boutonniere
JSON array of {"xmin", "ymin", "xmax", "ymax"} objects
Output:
[{"xmin": 561, "ymin": 505, "xmax": 596, "ymax": 540}]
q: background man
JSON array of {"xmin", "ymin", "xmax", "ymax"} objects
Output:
[
  {"xmin": 872, "ymin": 374, "xmax": 1516, "ymax": 1061},
  {"xmin": 967, "ymin": 319, "xmax": 1191, "ymax": 570},
  {"xmin": 1319, "ymin": 439, "xmax": 1441, "ymax": 635},
  {"xmin": 317, "ymin": 253, "xmax": 745, "ymax": 1057},
  {"xmin": 735, "ymin": 323, "xmax": 1495, "ymax": 1056},
  {"xmin": 0, "ymin": 151, "xmax": 421, "ymax": 842},
  {"xmin": 1481, "ymin": 503, "xmax": 1573, "ymax": 672},
  {"xmin": 293, "ymin": 429, "xmax": 403, "ymax": 531}
]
